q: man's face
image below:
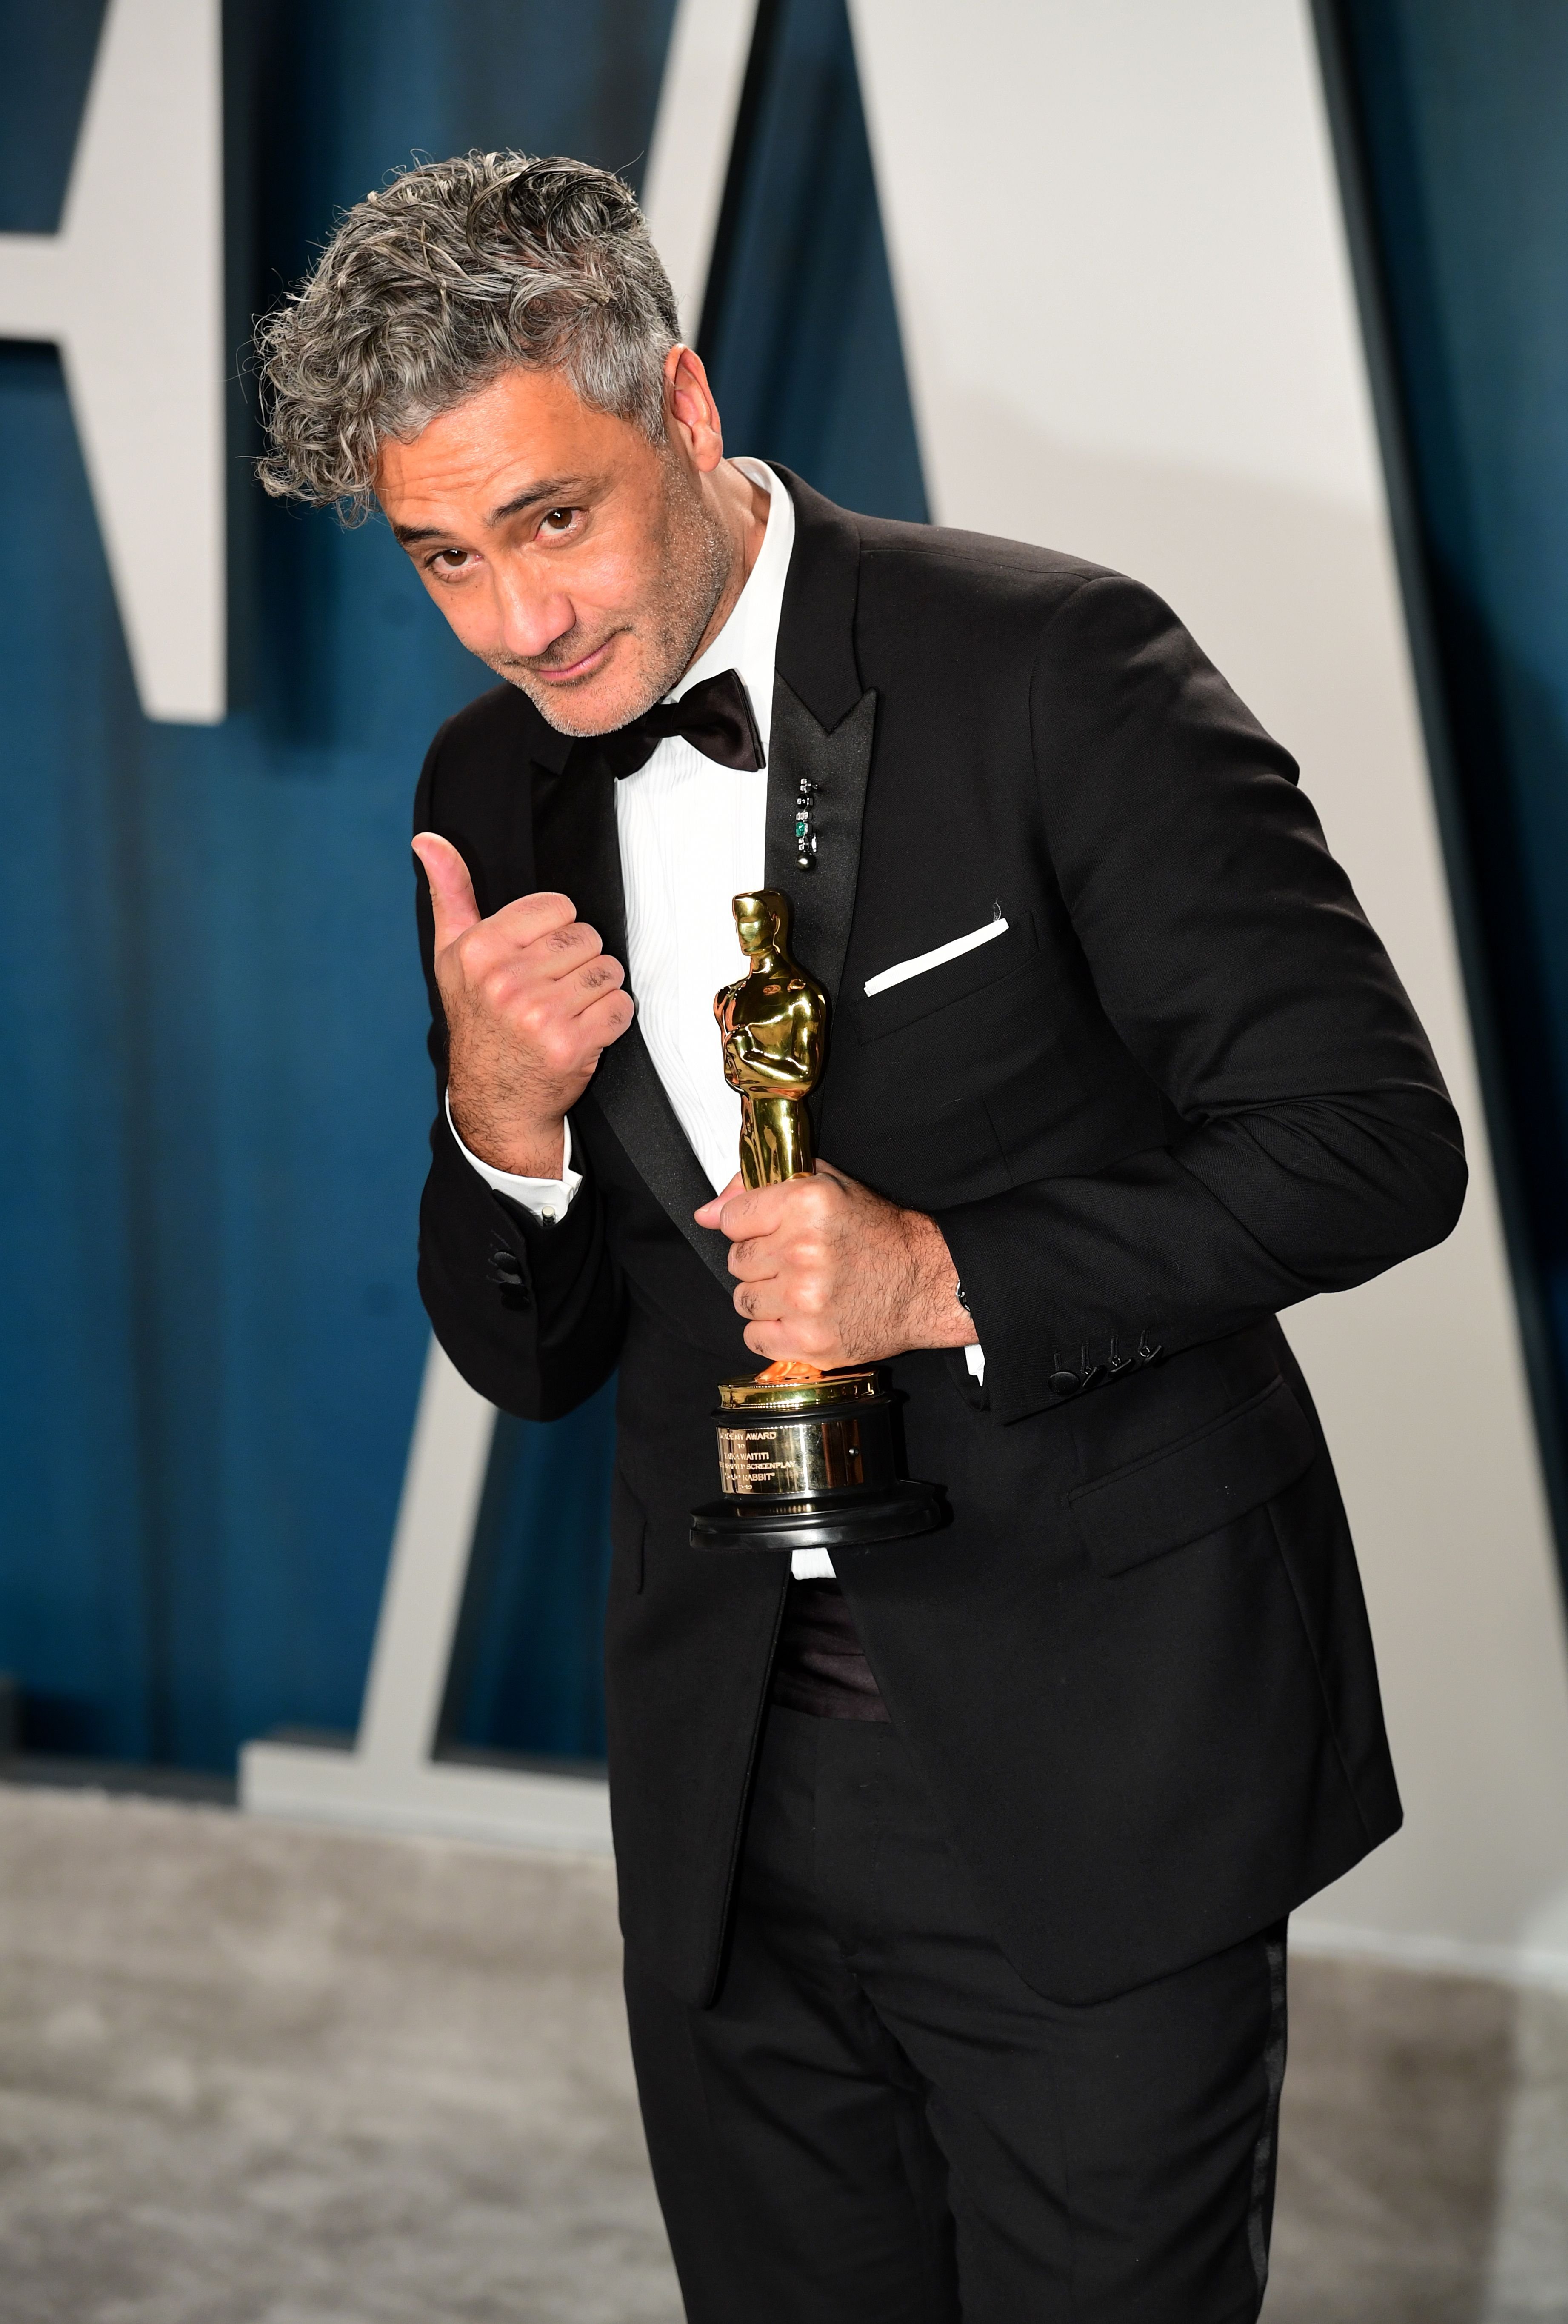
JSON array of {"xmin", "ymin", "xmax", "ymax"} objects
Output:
[{"xmin": 377, "ymin": 359, "xmax": 731, "ymax": 736}]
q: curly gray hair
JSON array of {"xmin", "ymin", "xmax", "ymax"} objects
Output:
[{"xmin": 254, "ymin": 152, "xmax": 680, "ymax": 520}]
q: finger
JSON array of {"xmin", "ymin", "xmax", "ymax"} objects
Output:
[
  {"xmin": 717, "ymin": 1181, "xmax": 787, "ymax": 1238},
  {"xmin": 725, "ymin": 1233, "xmax": 781, "ymax": 1281},
  {"xmin": 412, "ymin": 833, "xmax": 480, "ymax": 950},
  {"xmin": 560, "ymin": 952, "xmax": 626, "ymax": 1013},
  {"xmin": 489, "ymin": 890, "xmax": 583, "ymax": 949},
  {"xmin": 734, "ymin": 1279, "xmax": 785, "ymax": 1321},
  {"xmin": 694, "ymin": 1174, "xmax": 746, "ymax": 1229},
  {"xmin": 577, "ymin": 989, "xmax": 636, "ymax": 1053},
  {"xmin": 744, "ymin": 1321, "xmax": 833, "ymax": 1364}
]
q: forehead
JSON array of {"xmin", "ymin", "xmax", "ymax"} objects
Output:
[{"xmin": 374, "ymin": 366, "xmax": 640, "ymax": 527}]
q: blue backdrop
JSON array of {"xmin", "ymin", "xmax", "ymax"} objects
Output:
[
  {"xmin": 1324, "ymin": 0, "xmax": 1568, "ymax": 1577},
  {"xmin": 698, "ymin": 0, "xmax": 927, "ymax": 523},
  {"xmin": 0, "ymin": 0, "xmax": 925, "ymax": 1772}
]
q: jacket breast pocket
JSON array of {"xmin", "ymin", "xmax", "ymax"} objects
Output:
[
  {"xmin": 1066, "ymin": 1376, "xmax": 1317, "ymax": 1578},
  {"xmin": 834, "ymin": 940, "xmax": 1085, "ymax": 1206},
  {"xmin": 847, "ymin": 916, "xmax": 1036, "ymax": 1041}
]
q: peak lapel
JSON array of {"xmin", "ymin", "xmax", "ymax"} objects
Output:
[
  {"xmin": 763, "ymin": 468, "xmax": 876, "ymax": 1013},
  {"xmin": 764, "ymin": 678, "xmax": 876, "ymax": 1009},
  {"xmin": 590, "ymin": 1032, "xmax": 732, "ymax": 1286}
]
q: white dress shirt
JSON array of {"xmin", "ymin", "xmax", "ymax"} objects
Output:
[
  {"xmin": 451, "ymin": 460, "xmax": 978, "ymax": 1580},
  {"xmin": 611, "ymin": 456, "xmax": 791, "ymax": 1191}
]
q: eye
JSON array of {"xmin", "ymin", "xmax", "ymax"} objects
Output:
[
  {"xmin": 427, "ymin": 548, "xmax": 474, "ymax": 579},
  {"xmin": 539, "ymin": 506, "xmax": 579, "ymax": 535}
]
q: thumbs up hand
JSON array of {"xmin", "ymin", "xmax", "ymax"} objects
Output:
[{"xmin": 412, "ymin": 832, "xmax": 634, "ymax": 1178}]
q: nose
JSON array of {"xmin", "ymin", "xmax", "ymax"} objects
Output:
[{"xmin": 492, "ymin": 558, "xmax": 577, "ymax": 661}]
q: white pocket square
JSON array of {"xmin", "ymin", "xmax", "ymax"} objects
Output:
[{"xmin": 863, "ymin": 913, "xmax": 1010, "ymax": 998}]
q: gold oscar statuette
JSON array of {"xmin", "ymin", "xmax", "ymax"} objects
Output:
[{"xmin": 689, "ymin": 890, "xmax": 945, "ymax": 1555}]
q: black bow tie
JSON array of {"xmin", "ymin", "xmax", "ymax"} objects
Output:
[{"xmin": 594, "ymin": 667, "xmax": 765, "ymax": 780}]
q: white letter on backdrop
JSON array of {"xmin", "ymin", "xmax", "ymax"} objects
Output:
[{"xmin": 0, "ymin": 0, "xmax": 225, "ymax": 723}]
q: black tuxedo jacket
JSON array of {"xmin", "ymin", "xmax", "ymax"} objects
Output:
[{"xmin": 414, "ymin": 471, "xmax": 1465, "ymax": 2008}]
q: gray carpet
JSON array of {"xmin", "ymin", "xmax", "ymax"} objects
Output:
[{"xmin": 0, "ymin": 1784, "xmax": 1564, "ymax": 2321}]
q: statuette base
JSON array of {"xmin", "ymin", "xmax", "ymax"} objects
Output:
[
  {"xmin": 691, "ymin": 1476, "xmax": 944, "ymax": 1555},
  {"xmin": 690, "ymin": 1369, "xmax": 944, "ymax": 1553}
]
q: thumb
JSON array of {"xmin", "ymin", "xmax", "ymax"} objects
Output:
[
  {"xmin": 694, "ymin": 1173, "xmax": 746, "ymax": 1230},
  {"xmin": 412, "ymin": 832, "xmax": 481, "ymax": 949}
]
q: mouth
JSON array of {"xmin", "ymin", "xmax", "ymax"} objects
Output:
[{"xmin": 530, "ymin": 632, "xmax": 621, "ymax": 685}]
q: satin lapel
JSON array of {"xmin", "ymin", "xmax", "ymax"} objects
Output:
[
  {"xmin": 764, "ymin": 677, "xmax": 876, "ymax": 1009},
  {"xmin": 532, "ymin": 748, "xmax": 731, "ymax": 1288},
  {"xmin": 530, "ymin": 748, "xmax": 626, "ymax": 961},
  {"xmin": 591, "ymin": 1032, "xmax": 731, "ymax": 1285}
]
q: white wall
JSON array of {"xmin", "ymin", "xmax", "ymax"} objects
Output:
[
  {"xmin": 640, "ymin": 0, "xmax": 755, "ymax": 333},
  {"xmin": 0, "ymin": 0, "xmax": 226, "ymax": 723},
  {"xmin": 851, "ymin": 0, "xmax": 1568, "ymax": 1975}
]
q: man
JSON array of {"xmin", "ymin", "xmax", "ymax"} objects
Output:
[{"xmin": 257, "ymin": 153, "xmax": 1465, "ymax": 2320}]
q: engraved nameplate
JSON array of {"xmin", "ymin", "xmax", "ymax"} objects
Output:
[{"xmin": 715, "ymin": 1415, "xmax": 868, "ymax": 1496}]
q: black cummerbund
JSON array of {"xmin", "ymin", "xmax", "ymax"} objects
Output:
[{"xmin": 768, "ymin": 1578, "xmax": 890, "ymax": 1723}]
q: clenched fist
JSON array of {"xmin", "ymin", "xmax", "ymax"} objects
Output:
[
  {"xmin": 694, "ymin": 1161, "xmax": 976, "ymax": 1369},
  {"xmin": 413, "ymin": 831, "xmax": 634, "ymax": 1177}
]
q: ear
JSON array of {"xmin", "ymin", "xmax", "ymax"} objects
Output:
[{"xmin": 666, "ymin": 343, "xmax": 725, "ymax": 474}]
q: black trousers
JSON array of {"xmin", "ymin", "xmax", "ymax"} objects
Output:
[{"xmin": 625, "ymin": 1705, "xmax": 1287, "ymax": 2323}]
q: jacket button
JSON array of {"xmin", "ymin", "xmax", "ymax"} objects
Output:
[{"xmin": 486, "ymin": 1243, "xmax": 529, "ymax": 1302}]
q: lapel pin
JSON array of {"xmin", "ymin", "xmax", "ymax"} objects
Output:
[{"xmin": 794, "ymin": 777, "xmax": 818, "ymax": 872}]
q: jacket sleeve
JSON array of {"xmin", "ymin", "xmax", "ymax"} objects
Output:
[
  {"xmin": 934, "ymin": 572, "xmax": 1468, "ymax": 1428},
  {"xmin": 411, "ymin": 727, "xmax": 625, "ymax": 1421}
]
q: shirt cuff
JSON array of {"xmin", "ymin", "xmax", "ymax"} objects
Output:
[{"xmin": 446, "ymin": 1094, "xmax": 582, "ymax": 1225}]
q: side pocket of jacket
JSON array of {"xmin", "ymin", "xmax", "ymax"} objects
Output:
[{"xmin": 1065, "ymin": 1375, "xmax": 1317, "ymax": 1578}]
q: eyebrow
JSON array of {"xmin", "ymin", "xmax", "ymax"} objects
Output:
[{"xmin": 390, "ymin": 475, "xmax": 585, "ymax": 546}]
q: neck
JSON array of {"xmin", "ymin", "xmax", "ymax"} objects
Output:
[{"xmin": 685, "ymin": 459, "xmax": 769, "ymax": 671}]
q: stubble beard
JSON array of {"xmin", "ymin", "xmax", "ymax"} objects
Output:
[{"xmin": 486, "ymin": 458, "xmax": 736, "ymax": 739}]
